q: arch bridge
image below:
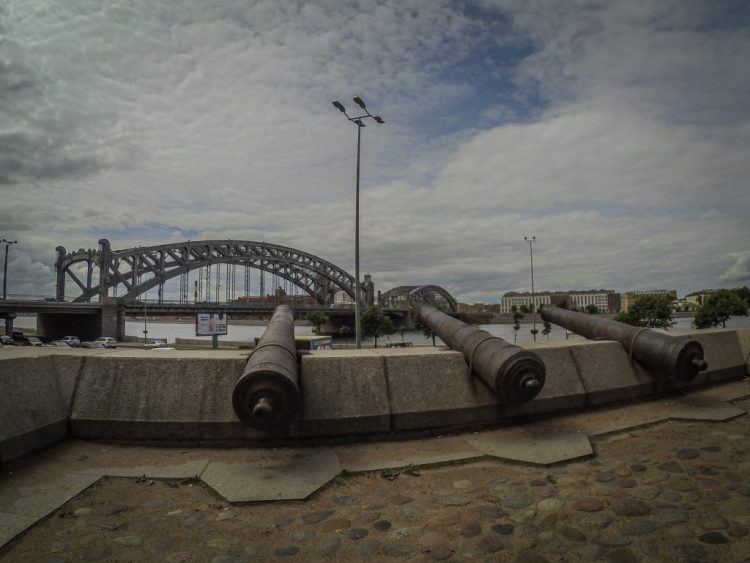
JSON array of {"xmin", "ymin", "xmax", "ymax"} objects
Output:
[
  {"xmin": 379, "ymin": 285, "xmax": 458, "ymax": 313},
  {"xmin": 55, "ymin": 239, "xmax": 363, "ymax": 306},
  {"xmin": 54, "ymin": 239, "xmax": 458, "ymax": 315}
]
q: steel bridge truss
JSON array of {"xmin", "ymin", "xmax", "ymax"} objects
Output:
[
  {"xmin": 55, "ymin": 239, "xmax": 359, "ymax": 305},
  {"xmin": 379, "ymin": 285, "xmax": 458, "ymax": 313}
]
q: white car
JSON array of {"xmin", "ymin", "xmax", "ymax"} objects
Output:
[
  {"xmin": 94, "ymin": 337, "xmax": 118, "ymax": 348},
  {"xmin": 144, "ymin": 340, "xmax": 167, "ymax": 349},
  {"xmin": 48, "ymin": 341, "xmax": 72, "ymax": 347},
  {"xmin": 60, "ymin": 336, "xmax": 81, "ymax": 347}
]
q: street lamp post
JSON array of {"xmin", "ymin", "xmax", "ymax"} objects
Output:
[
  {"xmin": 2, "ymin": 239, "xmax": 18, "ymax": 300},
  {"xmin": 524, "ymin": 236, "xmax": 537, "ymax": 341},
  {"xmin": 332, "ymin": 96, "xmax": 385, "ymax": 349},
  {"xmin": 143, "ymin": 293, "xmax": 148, "ymax": 346}
]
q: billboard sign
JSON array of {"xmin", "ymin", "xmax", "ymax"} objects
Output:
[
  {"xmin": 196, "ymin": 313, "xmax": 228, "ymax": 336},
  {"xmin": 310, "ymin": 337, "xmax": 332, "ymax": 350}
]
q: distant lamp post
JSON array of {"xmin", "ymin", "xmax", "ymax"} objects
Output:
[
  {"xmin": 1, "ymin": 239, "xmax": 18, "ymax": 300},
  {"xmin": 332, "ymin": 96, "xmax": 385, "ymax": 349},
  {"xmin": 143, "ymin": 292, "xmax": 148, "ymax": 346},
  {"xmin": 524, "ymin": 236, "xmax": 537, "ymax": 341}
]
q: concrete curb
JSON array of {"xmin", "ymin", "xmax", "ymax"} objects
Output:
[{"xmin": 1, "ymin": 329, "xmax": 748, "ymax": 461}]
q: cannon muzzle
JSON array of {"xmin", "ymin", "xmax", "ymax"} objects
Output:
[
  {"xmin": 232, "ymin": 305, "xmax": 300, "ymax": 430},
  {"xmin": 540, "ymin": 305, "xmax": 707, "ymax": 382},
  {"xmin": 419, "ymin": 305, "xmax": 546, "ymax": 404}
]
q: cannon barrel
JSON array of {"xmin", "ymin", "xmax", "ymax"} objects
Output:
[
  {"xmin": 540, "ymin": 306, "xmax": 707, "ymax": 382},
  {"xmin": 419, "ymin": 305, "xmax": 546, "ymax": 404},
  {"xmin": 232, "ymin": 305, "xmax": 300, "ymax": 431}
]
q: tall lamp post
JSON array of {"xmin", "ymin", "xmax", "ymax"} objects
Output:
[
  {"xmin": 524, "ymin": 236, "xmax": 537, "ymax": 341},
  {"xmin": 2, "ymin": 239, "xmax": 18, "ymax": 300},
  {"xmin": 332, "ymin": 96, "xmax": 385, "ymax": 349},
  {"xmin": 143, "ymin": 291, "xmax": 149, "ymax": 346}
]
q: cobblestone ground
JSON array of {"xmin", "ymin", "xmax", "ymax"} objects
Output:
[{"xmin": 3, "ymin": 401, "xmax": 750, "ymax": 562}]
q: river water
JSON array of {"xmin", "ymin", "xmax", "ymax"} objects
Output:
[
  {"xmin": 13, "ymin": 314, "xmax": 750, "ymax": 347},
  {"xmin": 128, "ymin": 314, "xmax": 750, "ymax": 346}
]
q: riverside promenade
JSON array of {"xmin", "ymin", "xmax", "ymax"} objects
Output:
[{"xmin": 1, "ymin": 379, "xmax": 749, "ymax": 562}]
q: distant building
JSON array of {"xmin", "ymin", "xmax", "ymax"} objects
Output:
[
  {"xmin": 457, "ymin": 302, "xmax": 501, "ymax": 314},
  {"xmin": 684, "ymin": 289, "xmax": 715, "ymax": 308},
  {"xmin": 621, "ymin": 289, "xmax": 677, "ymax": 312},
  {"xmin": 333, "ymin": 290, "xmax": 354, "ymax": 306},
  {"xmin": 235, "ymin": 287, "xmax": 316, "ymax": 306},
  {"xmin": 499, "ymin": 290, "xmax": 621, "ymax": 314},
  {"xmin": 570, "ymin": 291, "xmax": 621, "ymax": 314},
  {"xmin": 499, "ymin": 293, "xmax": 553, "ymax": 314}
]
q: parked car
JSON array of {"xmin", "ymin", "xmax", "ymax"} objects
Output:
[
  {"xmin": 24, "ymin": 337, "xmax": 43, "ymax": 346},
  {"xmin": 144, "ymin": 340, "xmax": 167, "ymax": 349},
  {"xmin": 48, "ymin": 341, "xmax": 71, "ymax": 347},
  {"xmin": 0, "ymin": 335, "xmax": 12, "ymax": 345},
  {"xmin": 60, "ymin": 336, "xmax": 80, "ymax": 347},
  {"xmin": 94, "ymin": 337, "xmax": 117, "ymax": 348}
]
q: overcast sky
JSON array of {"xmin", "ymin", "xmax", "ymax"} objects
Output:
[{"xmin": 2, "ymin": 0, "xmax": 749, "ymax": 303}]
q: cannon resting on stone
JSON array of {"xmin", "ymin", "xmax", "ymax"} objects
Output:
[
  {"xmin": 541, "ymin": 305, "xmax": 707, "ymax": 382},
  {"xmin": 419, "ymin": 305, "xmax": 546, "ymax": 404},
  {"xmin": 232, "ymin": 305, "xmax": 300, "ymax": 431}
]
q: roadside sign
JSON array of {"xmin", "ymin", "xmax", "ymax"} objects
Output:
[{"xmin": 196, "ymin": 313, "xmax": 228, "ymax": 336}]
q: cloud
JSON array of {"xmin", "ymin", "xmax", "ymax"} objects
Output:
[
  {"xmin": 2, "ymin": 0, "xmax": 749, "ymax": 304},
  {"xmin": 721, "ymin": 253, "xmax": 750, "ymax": 285},
  {"xmin": 431, "ymin": 102, "xmax": 749, "ymax": 215}
]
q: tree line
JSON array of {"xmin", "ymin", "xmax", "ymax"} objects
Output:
[
  {"xmin": 615, "ymin": 287, "xmax": 748, "ymax": 330},
  {"xmin": 305, "ymin": 285, "xmax": 748, "ymax": 346}
]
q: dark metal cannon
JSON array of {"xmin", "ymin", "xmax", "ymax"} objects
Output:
[
  {"xmin": 232, "ymin": 305, "xmax": 300, "ymax": 431},
  {"xmin": 419, "ymin": 305, "xmax": 546, "ymax": 404},
  {"xmin": 540, "ymin": 305, "xmax": 707, "ymax": 382}
]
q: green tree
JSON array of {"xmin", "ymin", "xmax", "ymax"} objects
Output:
[
  {"xmin": 542, "ymin": 321, "xmax": 552, "ymax": 341},
  {"xmin": 361, "ymin": 306, "xmax": 394, "ymax": 348},
  {"xmin": 615, "ymin": 295, "xmax": 675, "ymax": 330},
  {"xmin": 694, "ymin": 289, "xmax": 748, "ymax": 328},
  {"xmin": 519, "ymin": 304, "xmax": 530, "ymax": 314},
  {"xmin": 585, "ymin": 304, "xmax": 599, "ymax": 315},
  {"xmin": 414, "ymin": 313, "xmax": 437, "ymax": 346},
  {"xmin": 306, "ymin": 311, "xmax": 329, "ymax": 334},
  {"xmin": 511, "ymin": 305, "xmax": 524, "ymax": 343},
  {"xmin": 734, "ymin": 286, "xmax": 750, "ymax": 307}
]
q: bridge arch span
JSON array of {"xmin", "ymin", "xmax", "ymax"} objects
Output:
[
  {"xmin": 55, "ymin": 239, "xmax": 359, "ymax": 305},
  {"xmin": 379, "ymin": 284, "xmax": 458, "ymax": 313}
]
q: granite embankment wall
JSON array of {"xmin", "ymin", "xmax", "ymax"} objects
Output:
[{"xmin": 1, "ymin": 329, "xmax": 748, "ymax": 465}]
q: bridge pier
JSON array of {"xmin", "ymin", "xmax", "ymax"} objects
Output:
[
  {"xmin": 100, "ymin": 297, "xmax": 125, "ymax": 340},
  {"xmin": 2, "ymin": 313, "xmax": 16, "ymax": 336}
]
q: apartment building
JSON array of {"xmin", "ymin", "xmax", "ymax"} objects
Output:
[
  {"xmin": 621, "ymin": 289, "xmax": 677, "ymax": 312},
  {"xmin": 499, "ymin": 290, "xmax": 621, "ymax": 314}
]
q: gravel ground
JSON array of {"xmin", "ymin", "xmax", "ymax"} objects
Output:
[{"xmin": 2, "ymin": 400, "xmax": 749, "ymax": 562}]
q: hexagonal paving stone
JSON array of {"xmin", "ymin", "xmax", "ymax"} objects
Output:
[
  {"xmin": 666, "ymin": 396, "xmax": 745, "ymax": 421},
  {"xmin": 464, "ymin": 425, "xmax": 593, "ymax": 465},
  {"xmin": 201, "ymin": 450, "xmax": 341, "ymax": 502}
]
